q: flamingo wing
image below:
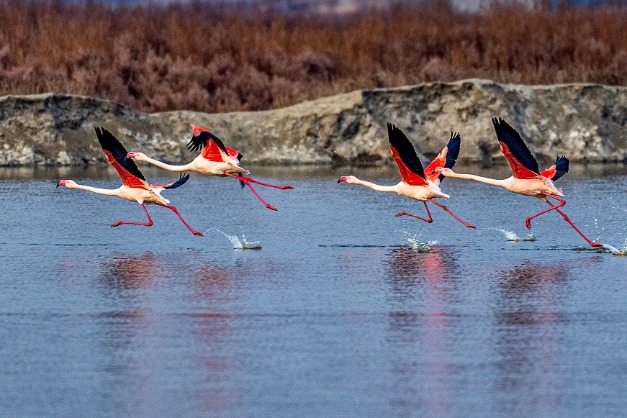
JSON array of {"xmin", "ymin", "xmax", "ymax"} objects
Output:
[
  {"xmin": 492, "ymin": 117, "xmax": 539, "ymax": 179},
  {"xmin": 387, "ymin": 123, "xmax": 428, "ymax": 186},
  {"xmin": 540, "ymin": 156, "xmax": 569, "ymax": 181},
  {"xmin": 95, "ymin": 127, "xmax": 149, "ymax": 189},
  {"xmin": 150, "ymin": 173, "xmax": 190, "ymax": 193},
  {"xmin": 424, "ymin": 131, "xmax": 461, "ymax": 184},
  {"xmin": 226, "ymin": 147, "xmax": 243, "ymax": 163},
  {"xmin": 188, "ymin": 124, "xmax": 239, "ymax": 163}
]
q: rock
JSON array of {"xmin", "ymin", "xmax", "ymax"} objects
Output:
[{"xmin": 0, "ymin": 79, "xmax": 625, "ymax": 167}]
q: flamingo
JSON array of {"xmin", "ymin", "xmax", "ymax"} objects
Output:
[
  {"xmin": 57, "ymin": 127, "xmax": 204, "ymax": 236},
  {"xmin": 437, "ymin": 117, "xmax": 602, "ymax": 248},
  {"xmin": 126, "ymin": 124, "xmax": 293, "ymax": 211},
  {"xmin": 338, "ymin": 123, "xmax": 476, "ymax": 228}
]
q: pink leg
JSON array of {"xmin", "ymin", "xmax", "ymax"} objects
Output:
[
  {"xmin": 224, "ymin": 174, "xmax": 279, "ymax": 211},
  {"xmin": 226, "ymin": 173, "xmax": 293, "ymax": 190},
  {"xmin": 395, "ymin": 201, "xmax": 433, "ymax": 223},
  {"xmin": 110, "ymin": 204, "xmax": 154, "ymax": 228},
  {"xmin": 552, "ymin": 208, "xmax": 602, "ymax": 248},
  {"xmin": 528, "ymin": 196, "xmax": 602, "ymax": 247},
  {"xmin": 525, "ymin": 194, "xmax": 565, "ymax": 229},
  {"xmin": 428, "ymin": 199, "xmax": 477, "ymax": 229},
  {"xmin": 157, "ymin": 204, "xmax": 204, "ymax": 236}
]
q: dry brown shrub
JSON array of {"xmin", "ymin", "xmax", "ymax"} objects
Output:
[{"xmin": 0, "ymin": 0, "xmax": 624, "ymax": 112}]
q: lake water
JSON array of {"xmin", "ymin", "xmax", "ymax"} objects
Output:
[{"xmin": 1, "ymin": 164, "xmax": 626, "ymax": 417}]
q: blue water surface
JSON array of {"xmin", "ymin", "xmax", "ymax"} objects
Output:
[{"xmin": 0, "ymin": 164, "xmax": 625, "ymax": 417}]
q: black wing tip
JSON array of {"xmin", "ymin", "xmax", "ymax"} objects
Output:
[
  {"xmin": 442, "ymin": 131, "xmax": 461, "ymax": 176},
  {"xmin": 93, "ymin": 126, "xmax": 119, "ymax": 150},
  {"xmin": 552, "ymin": 155, "xmax": 569, "ymax": 181},
  {"xmin": 166, "ymin": 173, "xmax": 190, "ymax": 189},
  {"xmin": 557, "ymin": 155, "xmax": 569, "ymax": 170},
  {"xmin": 186, "ymin": 138, "xmax": 202, "ymax": 152}
]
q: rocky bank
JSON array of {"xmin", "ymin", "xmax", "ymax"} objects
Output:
[{"xmin": 0, "ymin": 79, "xmax": 624, "ymax": 167}]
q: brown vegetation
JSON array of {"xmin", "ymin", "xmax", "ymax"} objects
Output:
[{"xmin": 0, "ymin": 0, "xmax": 625, "ymax": 113}]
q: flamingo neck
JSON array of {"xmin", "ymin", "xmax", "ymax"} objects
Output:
[
  {"xmin": 141, "ymin": 156, "xmax": 191, "ymax": 172},
  {"xmin": 351, "ymin": 178, "xmax": 398, "ymax": 193},
  {"xmin": 69, "ymin": 183, "xmax": 121, "ymax": 197},
  {"xmin": 446, "ymin": 172, "xmax": 509, "ymax": 189}
]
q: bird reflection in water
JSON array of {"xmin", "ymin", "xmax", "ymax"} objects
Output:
[
  {"xmin": 101, "ymin": 252, "xmax": 164, "ymax": 293},
  {"xmin": 385, "ymin": 245, "xmax": 458, "ymax": 415},
  {"xmin": 190, "ymin": 260, "xmax": 263, "ymax": 415},
  {"xmin": 495, "ymin": 259, "xmax": 573, "ymax": 413},
  {"xmin": 94, "ymin": 252, "xmax": 170, "ymax": 406}
]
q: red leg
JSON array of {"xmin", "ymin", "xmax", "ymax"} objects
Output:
[
  {"xmin": 226, "ymin": 173, "xmax": 293, "ymax": 190},
  {"xmin": 224, "ymin": 174, "xmax": 279, "ymax": 211},
  {"xmin": 525, "ymin": 194, "xmax": 565, "ymax": 229},
  {"xmin": 528, "ymin": 196, "xmax": 602, "ymax": 247},
  {"xmin": 395, "ymin": 201, "xmax": 433, "ymax": 223},
  {"xmin": 110, "ymin": 204, "xmax": 154, "ymax": 228},
  {"xmin": 428, "ymin": 199, "xmax": 477, "ymax": 229},
  {"xmin": 157, "ymin": 204, "xmax": 204, "ymax": 236},
  {"xmin": 553, "ymin": 207, "xmax": 602, "ymax": 248}
]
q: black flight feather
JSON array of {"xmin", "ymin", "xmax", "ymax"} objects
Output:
[
  {"xmin": 94, "ymin": 127, "xmax": 146, "ymax": 181},
  {"xmin": 164, "ymin": 173, "xmax": 190, "ymax": 190},
  {"xmin": 187, "ymin": 130, "xmax": 228, "ymax": 154},
  {"xmin": 439, "ymin": 131, "xmax": 461, "ymax": 182},
  {"xmin": 387, "ymin": 122, "xmax": 425, "ymax": 179},
  {"xmin": 552, "ymin": 156, "xmax": 569, "ymax": 182},
  {"xmin": 492, "ymin": 117, "xmax": 539, "ymax": 174}
]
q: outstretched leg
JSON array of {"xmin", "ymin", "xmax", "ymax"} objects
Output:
[
  {"xmin": 110, "ymin": 204, "xmax": 154, "ymax": 228},
  {"xmin": 157, "ymin": 204, "xmax": 204, "ymax": 236},
  {"xmin": 224, "ymin": 174, "xmax": 280, "ymax": 211},
  {"xmin": 228, "ymin": 174, "xmax": 293, "ymax": 190},
  {"xmin": 428, "ymin": 199, "xmax": 477, "ymax": 229},
  {"xmin": 529, "ymin": 196, "xmax": 601, "ymax": 247},
  {"xmin": 525, "ymin": 194, "xmax": 565, "ymax": 229},
  {"xmin": 395, "ymin": 201, "xmax": 433, "ymax": 223},
  {"xmin": 226, "ymin": 173, "xmax": 293, "ymax": 190}
]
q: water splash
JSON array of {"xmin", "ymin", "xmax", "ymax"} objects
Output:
[
  {"xmin": 208, "ymin": 228, "xmax": 262, "ymax": 250},
  {"xmin": 487, "ymin": 227, "xmax": 536, "ymax": 242},
  {"xmin": 407, "ymin": 238, "xmax": 437, "ymax": 253},
  {"xmin": 600, "ymin": 239, "xmax": 627, "ymax": 256}
]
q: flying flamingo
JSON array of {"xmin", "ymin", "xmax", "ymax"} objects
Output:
[
  {"xmin": 437, "ymin": 117, "xmax": 602, "ymax": 247},
  {"xmin": 126, "ymin": 124, "xmax": 293, "ymax": 211},
  {"xmin": 337, "ymin": 123, "xmax": 476, "ymax": 228},
  {"xmin": 57, "ymin": 127, "xmax": 204, "ymax": 236}
]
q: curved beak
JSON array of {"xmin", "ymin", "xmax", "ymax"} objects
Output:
[{"xmin": 337, "ymin": 176, "xmax": 347, "ymax": 183}]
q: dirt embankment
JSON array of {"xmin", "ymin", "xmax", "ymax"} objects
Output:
[{"xmin": 0, "ymin": 79, "xmax": 625, "ymax": 167}]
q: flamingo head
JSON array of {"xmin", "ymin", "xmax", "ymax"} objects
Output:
[
  {"xmin": 337, "ymin": 175, "xmax": 356, "ymax": 184},
  {"xmin": 56, "ymin": 179, "xmax": 76, "ymax": 188}
]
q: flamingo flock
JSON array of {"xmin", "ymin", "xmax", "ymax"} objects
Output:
[{"xmin": 56, "ymin": 118, "xmax": 603, "ymax": 248}]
